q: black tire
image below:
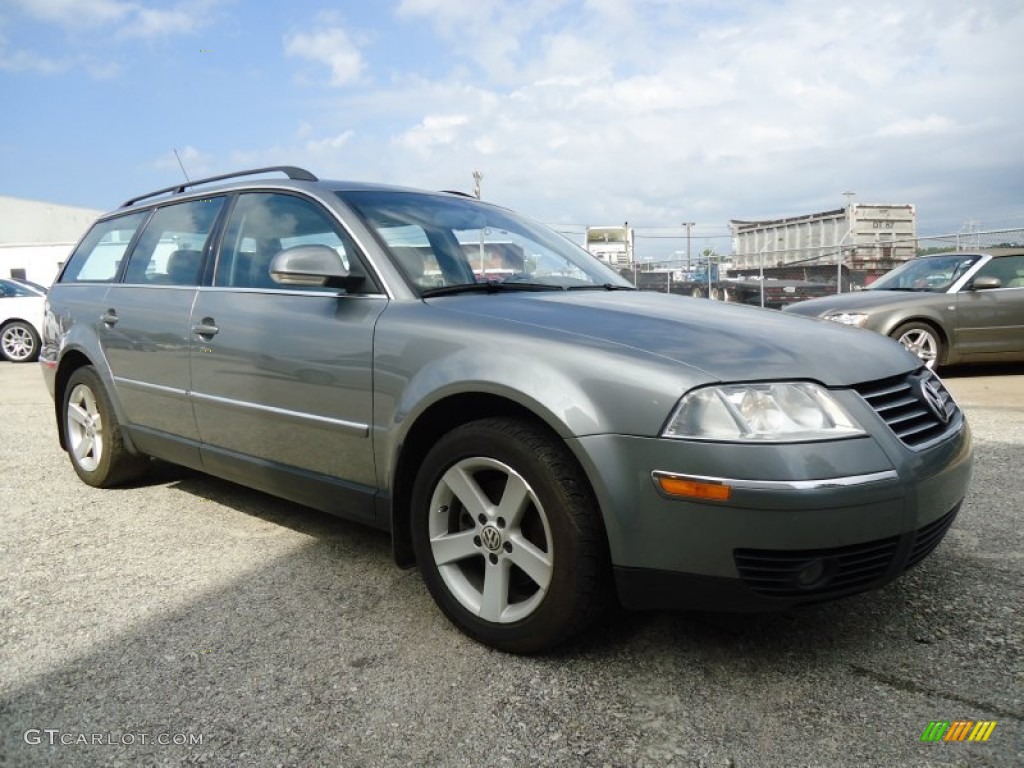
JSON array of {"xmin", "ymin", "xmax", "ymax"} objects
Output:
[
  {"xmin": 890, "ymin": 321, "xmax": 944, "ymax": 370},
  {"xmin": 410, "ymin": 417, "xmax": 609, "ymax": 654},
  {"xmin": 691, "ymin": 286, "xmax": 705, "ymax": 299},
  {"xmin": 62, "ymin": 366, "xmax": 148, "ymax": 487},
  {"xmin": 1, "ymin": 320, "xmax": 41, "ymax": 363}
]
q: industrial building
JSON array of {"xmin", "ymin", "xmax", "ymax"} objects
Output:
[
  {"xmin": 0, "ymin": 196, "xmax": 102, "ymax": 285},
  {"xmin": 730, "ymin": 204, "xmax": 916, "ymax": 271}
]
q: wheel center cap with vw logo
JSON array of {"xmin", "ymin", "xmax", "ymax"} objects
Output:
[{"xmin": 480, "ymin": 524, "xmax": 503, "ymax": 552}]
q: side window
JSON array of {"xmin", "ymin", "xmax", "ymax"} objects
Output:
[
  {"xmin": 215, "ymin": 192, "xmax": 366, "ymax": 291},
  {"xmin": 123, "ymin": 198, "xmax": 225, "ymax": 286},
  {"xmin": 975, "ymin": 255, "xmax": 1024, "ymax": 288},
  {"xmin": 60, "ymin": 212, "xmax": 149, "ymax": 283}
]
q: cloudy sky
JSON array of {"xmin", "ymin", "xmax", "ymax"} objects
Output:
[{"xmin": 1, "ymin": 0, "xmax": 1022, "ymax": 258}]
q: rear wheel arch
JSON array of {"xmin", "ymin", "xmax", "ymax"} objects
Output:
[
  {"xmin": 53, "ymin": 351, "xmax": 141, "ymax": 456},
  {"xmin": 54, "ymin": 351, "xmax": 94, "ymax": 451}
]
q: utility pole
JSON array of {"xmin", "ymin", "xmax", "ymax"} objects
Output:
[
  {"xmin": 683, "ymin": 222, "xmax": 695, "ymax": 274},
  {"xmin": 840, "ymin": 192, "xmax": 855, "ymax": 294},
  {"xmin": 473, "ymin": 170, "xmax": 484, "ymax": 275}
]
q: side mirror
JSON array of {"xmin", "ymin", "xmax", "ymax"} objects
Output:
[
  {"xmin": 969, "ymin": 276, "xmax": 1002, "ymax": 291},
  {"xmin": 270, "ymin": 245, "xmax": 366, "ymax": 291}
]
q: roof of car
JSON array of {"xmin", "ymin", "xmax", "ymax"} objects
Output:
[{"xmin": 116, "ymin": 165, "xmax": 467, "ymax": 212}]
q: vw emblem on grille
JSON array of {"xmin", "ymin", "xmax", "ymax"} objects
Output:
[
  {"xmin": 480, "ymin": 525, "xmax": 503, "ymax": 552},
  {"xmin": 920, "ymin": 379, "xmax": 950, "ymax": 424}
]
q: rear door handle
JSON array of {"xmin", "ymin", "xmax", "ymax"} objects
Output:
[
  {"xmin": 192, "ymin": 319, "xmax": 219, "ymax": 338},
  {"xmin": 101, "ymin": 309, "xmax": 118, "ymax": 326}
]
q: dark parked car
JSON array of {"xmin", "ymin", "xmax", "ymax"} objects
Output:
[
  {"xmin": 41, "ymin": 167, "xmax": 972, "ymax": 652},
  {"xmin": 784, "ymin": 250, "xmax": 1024, "ymax": 368}
]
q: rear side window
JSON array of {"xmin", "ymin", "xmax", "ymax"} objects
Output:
[
  {"xmin": 123, "ymin": 198, "xmax": 226, "ymax": 286},
  {"xmin": 60, "ymin": 212, "xmax": 148, "ymax": 283}
]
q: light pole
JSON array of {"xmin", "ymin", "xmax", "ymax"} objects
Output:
[
  {"xmin": 840, "ymin": 191, "xmax": 855, "ymax": 293},
  {"xmin": 683, "ymin": 222, "xmax": 694, "ymax": 274},
  {"xmin": 473, "ymin": 171, "xmax": 484, "ymax": 274}
]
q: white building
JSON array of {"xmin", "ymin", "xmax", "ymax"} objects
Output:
[
  {"xmin": 0, "ymin": 196, "xmax": 103, "ymax": 285},
  {"xmin": 730, "ymin": 204, "xmax": 916, "ymax": 270}
]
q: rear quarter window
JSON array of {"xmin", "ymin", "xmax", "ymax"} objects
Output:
[{"xmin": 60, "ymin": 212, "xmax": 149, "ymax": 283}]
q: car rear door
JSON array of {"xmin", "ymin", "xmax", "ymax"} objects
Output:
[
  {"xmin": 97, "ymin": 198, "xmax": 226, "ymax": 459},
  {"xmin": 188, "ymin": 191, "xmax": 386, "ymax": 522}
]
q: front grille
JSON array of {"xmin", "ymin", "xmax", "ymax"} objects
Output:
[
  {"xmin": 853, "ymin": 369, "xmax": 959, "ymax": 449},
  {"xmin": 735, "ymin": 536, "xmax": 900, "ymax": 598},
  {"xmin": 905, "ymin": 504, "xmax": 960, "ymax": 571}
]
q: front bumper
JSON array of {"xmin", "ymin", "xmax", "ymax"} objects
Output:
[{"xmin": 568, "ymin": 414, "xmax": 972, "ymax": 612}]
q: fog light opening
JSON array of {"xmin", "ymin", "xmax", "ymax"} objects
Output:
[{"xmin": 796, "ymin": 558, "xmax": 837, "ymax": 590}]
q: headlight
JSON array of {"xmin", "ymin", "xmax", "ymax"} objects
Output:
[
  {"xmin": 822, "ymin": 311, "xmax": 869, "ymax": 327},
  {"xmin": 662, "ymin": 382, "xmax": 865, "ymax": 442}
]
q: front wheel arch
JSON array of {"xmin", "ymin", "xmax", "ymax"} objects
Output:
[
  {"xmin": 888, "ymin": 319, "xmax": 948, "ymax": 369},
  {"xmin": 409, "ymin": 416, "xmax": 611, "ymax": 652},
  {"xmin": 389, "ymin": 393, "xmax": 573, "ymax": 568}
]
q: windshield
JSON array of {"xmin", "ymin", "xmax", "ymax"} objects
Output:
[
  {"xmin": 337, "ymin": 190, "xmax": 631, "ymax": 295},
  {"xmin": 868, "ymin": 254, "xmax": 979, "ymax": 293},
  {"xmin": 0, "ymin": 278, "xmax": 46, "ymax": 297}
]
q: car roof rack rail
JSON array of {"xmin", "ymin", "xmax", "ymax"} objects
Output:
[{"xmin": 120, "ymin": 166, "xmax": 319, "ymax": 208}]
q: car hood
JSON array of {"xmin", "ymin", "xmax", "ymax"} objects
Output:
[
  {"xmin": 428, "ymin": 290, "xmax": 918, "ymax": 386},
  {"xmin": 784, "ymin": 289, "xmax": 945, "ymax": 316}
]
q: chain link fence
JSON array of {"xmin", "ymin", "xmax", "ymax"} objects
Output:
[{"xmin": 620, "ymin": 227, "xmax": 1024, "ymax": 304}]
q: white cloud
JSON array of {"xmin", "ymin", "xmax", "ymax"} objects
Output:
[
  {"xmin": 395, "ymin": 115, "xmax": 470, "ymax": 152},
  {"xmin": 153, "ymin": 146, "xmax": 216, "ymax": 179},
  {"xmin": 9, "ymin": 0, "xmax": 219, "ymax": 39},
  {"xmin": 284, "ymin": 20, "xmax": 364, "ymax": 87},
  {"xmin": 9, "ymin": 0, "xmax": 133, "ymax": 27},
  {"xmin": 119, "ymin": 6, "xmax": 202, "ymax": 38},
  {"xmin": 876, "ymin": 115, "xmax": 958, "ymax": 138},
  {"xmin": 0, "ymin": 31, "xmax": 69, "ymax": 73},
  {"xmin": 305, "ymin": 131, "xmax": 355, "ymax": 154}
]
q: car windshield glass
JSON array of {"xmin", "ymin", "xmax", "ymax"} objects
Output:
[
  {"xmin": 336, "ymin": 190, "xmax": 631, "ymax": 295},
  {"xmin": 868, "ymin": 255, "xmax": 979, "ymax": 293}
]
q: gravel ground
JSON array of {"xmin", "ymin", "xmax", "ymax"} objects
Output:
[{"xmin": 1, "ymin": 361, "xmax": 1021, "ymax": 768}]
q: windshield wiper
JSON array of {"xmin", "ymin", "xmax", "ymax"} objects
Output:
[
  {"xmin": 421, "ymin": 281, "xmax": 566, "ymax": 297},
  {"xmin": 566, "ymin": 283, "xmax": 636, "ymax": 291}
]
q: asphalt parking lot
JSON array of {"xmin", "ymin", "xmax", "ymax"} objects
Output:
[{"xmin": 1, "ymin": 361, "xmax": 1021, "ymax": 768}]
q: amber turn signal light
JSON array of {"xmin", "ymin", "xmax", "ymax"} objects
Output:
[{"xmin": 656, "ymin": 475, "xmax": 732, "ymax": 501}]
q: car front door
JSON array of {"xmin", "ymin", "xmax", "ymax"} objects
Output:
[
  {"xmin": 955, "ymin": 255, "xmax": 1024, "ymax": 359},
  {"xmin": 189, "ymin": 191, "xmax": 386, "ymax": 522}
]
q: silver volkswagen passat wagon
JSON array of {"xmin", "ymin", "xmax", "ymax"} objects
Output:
[{"xmin": 41, "ymin": 167, "xmax": 972, "ymax": 653}]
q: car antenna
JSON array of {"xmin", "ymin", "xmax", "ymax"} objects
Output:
[{"xmin": 173, "ymin": 148, "xmax": 192, "ymax": 185}]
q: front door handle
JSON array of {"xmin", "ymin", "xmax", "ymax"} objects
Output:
[
  {"xmin": 192, "ymin": 318, "xmax": 219, "ymax": 338},
  {"xmin": 101, "ymin": 309, "xmax": 118, "ymax": 326}
]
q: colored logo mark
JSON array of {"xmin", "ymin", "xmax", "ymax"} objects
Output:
[{"xmin": 921, "ymin": 721, "xmax": 997, "ymax": 742}]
